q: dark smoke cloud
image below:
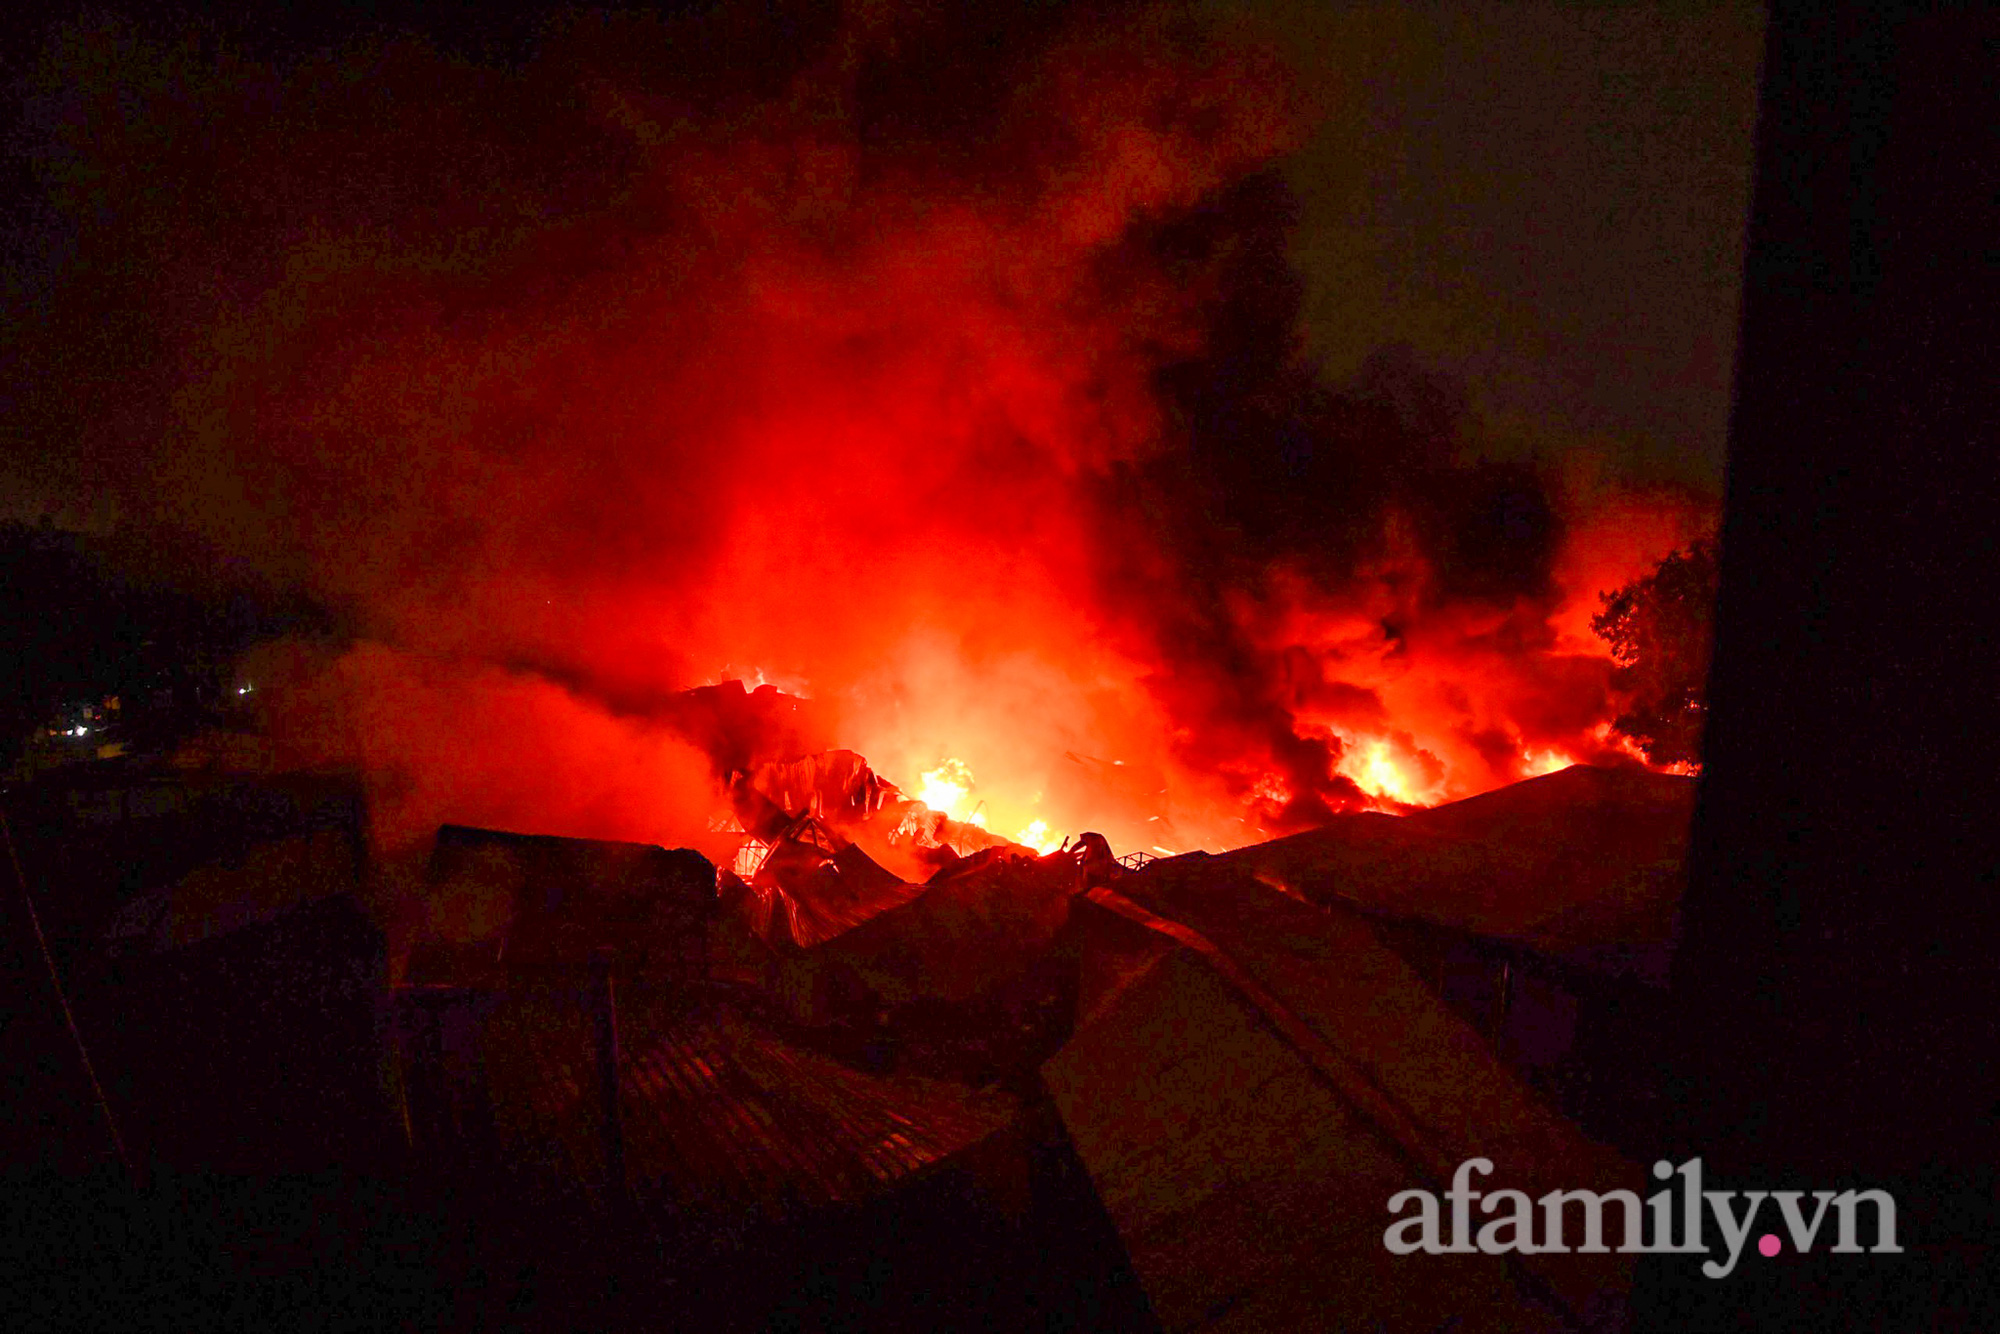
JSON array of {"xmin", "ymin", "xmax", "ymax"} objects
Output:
[
  {"xmin": 1085, "ymin": 166, "xmax": 1584, "ymax": 829},
  {"xmin": 5, "ymin": 2, "xmax": 1713, "ymax": 859}
]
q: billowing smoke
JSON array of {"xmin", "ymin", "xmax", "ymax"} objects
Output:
[{"xmin": 9, "ymin": 3, "xmax": 1715, "ymax": 864}]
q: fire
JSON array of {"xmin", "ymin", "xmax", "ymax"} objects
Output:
[
  {"xmin": 917, "ymin": 759, "xmax": 981, "ymax": 825},
  {"xmin": 100, "ymin": 12, "xmax": 1722, "ymax": 864},
  {"xmin": 1522, "ymin": 749, "xmax": 1573, "ymax": 778},
  {"xmin": 1016, "ymin": 819, "xmax": 1064, "ymax": 855},
  {"xmin": 1345, "ymin": 740, "xmax": 1429, "ymax": 809},
  {"xmin": 915, "ymin": 760, "xmax": 1070, "ymax": 852}
]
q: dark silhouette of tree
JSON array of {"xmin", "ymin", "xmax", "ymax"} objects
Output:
[{"xmin": 1592, "ymin": 540, "xmax": 1720, "ymax": 767}]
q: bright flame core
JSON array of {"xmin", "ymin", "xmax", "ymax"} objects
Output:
[
  {"xmin": 1353, "ymin": 741, "xmax": 1424, "ymax": 808},
  {"xmin": 917, "ymin": 758, "xmax": 978, "ymax": 823},
  {"xmin": 912, "ymin": 758, "xmax": 1075, "ymax": 851},
  {"xmin": 1016, "ymin": 819, "xmax": 1064, "ymax": 855},
  {"xmin": 1522, "ymin": 748, "xmax": 1573, "ymax": 778}
]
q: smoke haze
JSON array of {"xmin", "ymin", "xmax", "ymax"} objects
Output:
[{"xmin": 5, "ymin": 3, "xmax": 1718, "ymax": 859}]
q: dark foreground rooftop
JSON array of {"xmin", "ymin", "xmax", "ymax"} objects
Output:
[{"xmin": 464, "ymin": 989, "xmax": 1019, "ymax": 1236}]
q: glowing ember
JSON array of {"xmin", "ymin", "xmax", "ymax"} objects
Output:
[{"xmin": 730, "ymin": 840, "xmax": 771, "ymax": 879}]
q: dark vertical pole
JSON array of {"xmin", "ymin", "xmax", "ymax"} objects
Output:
[
  {"xmin": 1, "ymin": 807, "xmax": 133, "ymax": 1184},
  {"xmin": 1492, "ymin": 956, "xmax": 1512, "ymax": 1052},
  {"xmin": 591, "ymin": 948, "xmax": 626, "ymax": 1205},
  {"xmin": 407, "ymin": 995, "xmax": 451, "ymax": 1165},
  {"xmin": 390, "ymin": 997, "xmax": 416, "ymax": 1154}
]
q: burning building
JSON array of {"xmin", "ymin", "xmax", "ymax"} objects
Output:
[
  {"xmin": 1, "ymin": 1, "xmax": 1780, "ymax": 1328},
  {"xmin": 6, "ymin": 1, "xmax": 1720, "ymax": 873}
]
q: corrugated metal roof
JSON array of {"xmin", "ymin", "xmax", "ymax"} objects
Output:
[
  {"xmin": 474, "ymin": 991, "xmax": 1017, "ymax": 1239},
  {"xmin": 1220, "ymin": 764, "xmax": 1694, "ymax": 967},
  {"xmin": 1047, "ymin": 865, "xmax": 1641, "ymax": 1333}
]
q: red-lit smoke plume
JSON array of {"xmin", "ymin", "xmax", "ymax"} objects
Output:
[{"xmin": 15, "ymin": 5, "xmax": 1717, "ymax": 862}]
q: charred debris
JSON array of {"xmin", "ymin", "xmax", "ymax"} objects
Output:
[{"xmin": 6, "ymin": 704, "xmax": 1693, "ymax": 1330}]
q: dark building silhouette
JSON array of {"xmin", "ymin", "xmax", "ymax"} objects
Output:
[{"xmin": 1646, "ymin": 5, "xmax": 2000, "ymax": 1328}]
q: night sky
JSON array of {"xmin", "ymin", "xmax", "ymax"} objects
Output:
[{"xmin": 1253, "ymin": 1, "xmax": 1761, "ymax": 490}]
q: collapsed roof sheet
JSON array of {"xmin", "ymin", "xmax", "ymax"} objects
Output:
[
  {"xmin": 416, "ymin": 826, "xmax": 714, "ymax": 979},
  {"xmin": 735, "ymin": 749, "xmax": 896, "ymax": 837},
  {"xmin": 812, "ymin": 848, "xmax": 1083, "ymax": 1009},
  {"xmin": 429, "ymin": 825, "xmax": 714, "ymax": 908},
  {"xmin": 106, "ymin": 829, "xmax": 361, "ymax": 956},
  {"xmin": 1045, "ymin": 858, "xmax": 1640, "ymax": 1332},
  {"xmin": 728, "ymin": 835, "xmax": 926, "ymax": 951},
  {"xmin": 1226, "ymin": 764, "xmax": 1695, "ymax": 967}
]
